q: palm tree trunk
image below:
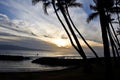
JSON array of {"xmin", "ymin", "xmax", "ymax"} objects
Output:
[
  {"xmin": 97, "ymin": 0, "xmax": 113, "ymax": 79},
  {"xmin": 57, "ymin": 0, "xmax": 87, "ymax": 60},
  {"xmin": 65, "ymin": 5, "xmax": 99, "ymax": 59},
  {"xmin": 107, "ymin": 25, "xmax": 116, "ymax": 59},
  {"xmin": 107, "ymin": 25, "xmax": 120, "ymax": 67},
  {"xmin": 99, "ymin": 10, "xmax": 112, "ymax": 80}
]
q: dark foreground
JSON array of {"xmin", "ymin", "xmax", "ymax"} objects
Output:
[{"xmin": 0, "ymin": 58, "xmax": 120, "ymax": 80}]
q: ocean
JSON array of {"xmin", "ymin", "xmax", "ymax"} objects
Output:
[{"xmin": 0, "ymin": 50, "xmax": 81, "ymax": 72}]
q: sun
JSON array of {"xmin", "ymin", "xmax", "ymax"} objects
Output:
[{"xmin": 52, "ymin": 38, "xmax": 70, "ymax": 48}]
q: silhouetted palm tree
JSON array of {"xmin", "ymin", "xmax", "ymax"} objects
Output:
[
  {"xmin": 97, "ymin": 0, "xmax": 114, "ymax": 79},
  {"xmin": 32, "ymin": 0, "xmax": 87, "ymax": 60},
  {"xmin": 32, "ymin": 0, "xmax": 79, "ymax": 52},
  {"xmin": 88, "ymin": 0, "xmax": 120, "ymax": 46},
  {"xmin": 53, "ymin": 0, "xmax": 99, "ymax": 58},
  {"xmin": 88, "ymin": 0, "xmax": 114, "ymax": 79},
  {"xmin": 87, "ymin": 0, "xmax": 120, "ymax": 57},
  {"xmin": 62, "ymin": 1, "xmax": 99, "ymax": 58},
  {"xmin": 56, "ymin": 0, "xmax": 87, "ymax": 59},
  {"xmin": 53, "ymin": 0, "xmax": 80, "ymax": 51}
]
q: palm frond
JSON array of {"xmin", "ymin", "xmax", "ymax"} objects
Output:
[
  {"xmin": 108, "ymin": 7, "xmax": 120, "ymax": 13},
  {"xmin": 87, "ymin": 12, "xmax": 99, "ymax": 23},
  {"xmin": 43, "ymin": 2, "xmax": 51, "ymax": 14},
  {"xmin": 90, "ymin": 4, "xmax": 98, "ymax": 11},
  {"xmin": 68, "ymin": 3, "xmax": 82, "ymax": 8},
  {"xmin": 32, "ymin": 0, "xmax": 51, "ymax": 15},
  {"xmin": 93, "ymin": 0, "xmax": 97, "ymax": 4}
]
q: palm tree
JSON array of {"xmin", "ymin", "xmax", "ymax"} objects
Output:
[
  {"xmin": 32, "ymin": 0, "xmax": 77, "ymax": 49},
  {"xmin": 97, "ymin": 0, "xmax": 114, "ymax": 79},
  {"xmin": 55, "ymin": 0, "xmax": 87, "ymax": 60},
  {"xmin": 88, "ymin": 0, "xmax": 114, "ymax": 79},
  {"xmin": 87, "ymin": 0, "xmax": 120, "ymax": 48},
  {"xmin": 32, "ymin": 0, "xmax": 80, "ymax": 52},
  {"xmin": 55, "ymin": 0, "xmax": 93, "ymax": 71},
  {"xmin": 32, "ymin": 0, "xmax": 87, "ymax": 60},
  {"xmin": 87, "ymin": 0, "xmax": 120, "ymax": 57},
  {"xmin": 63, "ymin": 0, "xmax": 99, "ymax": 58},
  {"xmin": 32, "ymin": 0, "xmax": 99, "ymax": 59},
  {"xmin": 52, "ymin": 0, "xmax": 80, "ymax": 52}
]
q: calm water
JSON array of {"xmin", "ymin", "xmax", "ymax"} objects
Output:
[{"xmin": 0, "ymin": 50, "xmax": 81, "ymax": 72}]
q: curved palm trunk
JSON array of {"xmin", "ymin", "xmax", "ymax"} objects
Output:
[
  {"xmin": 51, "ymin": 0, "xmax": 80, "ymax": 53},
  {"xmin": 111, "ymin": 34, "xmax": 120, "ymax": 57},
  {"xmin": 109, "ymin": 28, "xmax": 119, "ymax": 57},
  {"xmin": 97, "ymin": 0, "xmax": 112, "ymax": 79},
  {"xmin": 109, "ymin": 21, "xmax": 120, "ymax": 48},
  {"xmin": 109, "ymin": 22, "xmax": 120, "ymax": 57},
  {"xmin": 57, "ymin": 0, "xmax": 87, "ymax": 60},
  {"xmin": 107, "ymin": 25, "xmax": 120, "ymax": 66},
  {"xmin": 106, "ymin": 12, "xmax": 120, "ymax": 57},
  {"xmin": 107, "ymin": 25, "xmax": 117, "ymax": 58},
  {"xmin": 65, "ymin": 5, "xmax": 99, "ymax": 59}
]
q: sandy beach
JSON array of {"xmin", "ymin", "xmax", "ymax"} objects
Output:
[{"xmin": 0, "ymin": 67, "xmax": 105, "ymax": 80}]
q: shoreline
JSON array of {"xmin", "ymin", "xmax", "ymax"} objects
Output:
[
  {"xmin": 0, "ymin": 64, "xmax": 107, "ymax": 80},
  {"xmin": 0, "ymin": 57, "xmax": 120, "ymax": 80},
  {"xmin": 0, "ymin": 55, "xmax": 30, "ymax": 61}
]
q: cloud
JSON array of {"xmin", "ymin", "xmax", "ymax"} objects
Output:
[
  {"xmin": 0, "ymin": 36, "xmax": 58, "ymax": 51},
  {"xmin": 0, "ymin": 14, "xmax": 34, "ymax": 37},
  {"xmin": 0, "ymin": 0, "xmax": 102, "ymax": 41},
  {"xmin": 0, "ymin": 0, "xmax": 103, "ymax": 45},
  {"xmin": 0, "ymin": 14, "xmax": 9, "ymax": 21},
  {"xmin": 0, "ymin": 0, "xmax": 106, "ymax": 57}
]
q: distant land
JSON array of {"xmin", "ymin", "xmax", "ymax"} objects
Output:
[{"xmin": 0, "ymin": 45, "xmax": 45, "ymax": 51}]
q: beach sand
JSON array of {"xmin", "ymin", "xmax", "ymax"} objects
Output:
[
  {"xmin": 0, "ymin": 64, "xmax": 120, "ymax": 80},
  {"xmin": 0, "ymin": 67, "xmax": 105, "ymax": 80}
]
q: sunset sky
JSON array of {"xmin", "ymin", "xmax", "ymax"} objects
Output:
[{"xmin": 0, "ymin": 0, "xmax": 104, "ymax": 56}]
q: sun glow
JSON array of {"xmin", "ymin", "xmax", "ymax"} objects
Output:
[{"xmin": 52, "ymin": 38, "xmax": 70, "ymax": 48}]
